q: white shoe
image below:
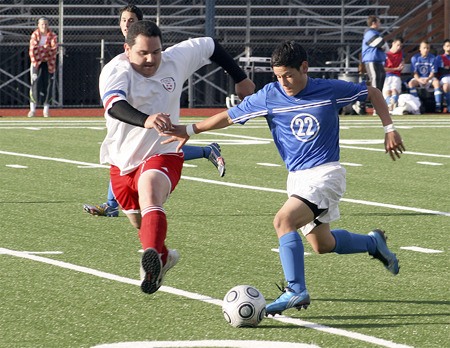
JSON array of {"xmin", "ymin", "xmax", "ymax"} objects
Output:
[
  {"xmin": 43, "ymin": 111, "xmax": 50, "ymax": 117},
  {"xmin": 28, "ymin": 111, "xmax": 35, "ymax": 117},
  {"xmin": 159, "ymin": 249, "xmax": 180, "ymax": 288}
]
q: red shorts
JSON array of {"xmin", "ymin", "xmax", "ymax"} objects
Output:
[{"xmin": 110, "ymin": 153, "xmax": 184, "ymax": 212}]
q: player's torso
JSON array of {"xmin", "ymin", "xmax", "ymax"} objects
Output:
[{"xmin": 414, "ymin": 54, "xmax": 436, "ymax": 76}]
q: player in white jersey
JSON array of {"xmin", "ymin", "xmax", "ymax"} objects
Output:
[
  {"xmin": 83, "ymin": 5, "xmax": 226, "ymax": 218},
  {"xmin": 163, "ymin": 41, "xmax": 405, "ymax": 315},
  {"xmin": 100, "ymin": 20, "xmax": 255, "ymax": 294}
]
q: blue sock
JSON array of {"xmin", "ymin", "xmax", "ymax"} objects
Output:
[
  {"xmin": 182, "ymin": 145, "xmax": 208, "ymax": 160},
  {"xmin": 279, "ymin": 231, "xmax": 306, "ymax": 293},
  {"xmin": 446, "ymin": 92, "xmax": 450, "ymax": 111},
  {"xmin": 385, "ymin": 96, "xmax": 391, "ymax": 105},
  {"xmin": 392, "ymin": 94, "xmax": 399, "ymax": 105},
  {"xmin": 434, "ymin": 89, "xmax": 442, "ymax": 111},
  {"xmin": 409, "ymin": 88, "xmax": 418, "ymax": 97},
  {"xmin": 331, "ymin": 229, "xmax": 376, "ymax": 255},
  {"xmin": 106, "ymin": 181, "xmax": 118, "ymax": 208}
]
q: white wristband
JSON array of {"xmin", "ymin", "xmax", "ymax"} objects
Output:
[
  {"xmin": 186, "ymin": 124, "xmax": 196, "ymax": 136},
  {"xmin": 384, "ymin": 124, "xmax": 396, "ymax": 134}
]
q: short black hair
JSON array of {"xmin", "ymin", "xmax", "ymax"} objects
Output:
[
  {"xmin": 271, "ymin": 41, "xmax": 308, "ymax": 70},
  {"xmin": 119, "ymin": 4, "xmax": 144, "ymax": 23},
  {"xmin": 125, "ymin": 20, "xmax": 162, "ymax": 47}
]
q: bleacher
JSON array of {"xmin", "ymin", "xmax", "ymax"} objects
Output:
[{"xmin": 0, "ymin": 0, "xmax": 444, "ymax": 108}]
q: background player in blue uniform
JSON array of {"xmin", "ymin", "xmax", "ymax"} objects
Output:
[
  {"xmin": 408, "ymin": 41, "xmax": 442, "ymax": 112},
  {"xmin": 163, "ymin": 41, "xmax": 405, "ymax": 316}
]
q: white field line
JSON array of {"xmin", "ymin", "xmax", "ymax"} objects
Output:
[
  {"xmin": 1, "ymin": 150, "xmax": 449, "ymax": 217},
  {"xmin": 0, "ymin": 247, "xmax": 412, "ymax": 348}
]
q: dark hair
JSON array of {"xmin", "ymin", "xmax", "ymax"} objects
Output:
[
  {"xmin": 271, "ymin": 41, "xmax": 307, "ymax": 69},
  {"xmin": 393, "ymin": 36, "xmax": 404, "ymax": 44},
  {"xmin": 125, "ymin": 20, "xmax": 162, "ymax": 47},
  {"xmin": 367, "ymin": 15, "xmax": 379, "ymax": 27},
  {"xmin": 444, "ymin": 39, "xmax": 450, "ymax": 45},
  {"xmin": 119, "ymin": 4, "xmax": 144, "ymax": 22}
]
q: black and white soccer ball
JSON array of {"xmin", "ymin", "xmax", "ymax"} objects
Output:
[{"xmin": 222, "ymin": 285, "xmax": 266, "ymax": 327}]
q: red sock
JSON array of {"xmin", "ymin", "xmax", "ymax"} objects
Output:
[{"xmin": 139, "ymin": 206, "xmax": 168, "ymax": 263}]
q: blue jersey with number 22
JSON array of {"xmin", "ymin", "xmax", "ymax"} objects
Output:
[{"xmin": 228, "ymin": 77, "xmax": 368, "ymax": 171}]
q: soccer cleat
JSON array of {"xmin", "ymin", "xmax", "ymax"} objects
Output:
[
  {"xmin": 368, "ymin": 229, "xmax": 400, "ymax": 275},
  {"xmin": 140, "ymin": 248, "xmax": 162, "ymax": 294},
  {"xmin": 157, "ymin": 249, "xmax": 180, "ymax": 289},
  {"xmin": 207, "ymin": 142, "xmax": 226, "ymax": 177},
  {"xmin": 265, "ymin": 287, "xmax": 310, "ymax": 316},
  {"xmin": 83, "ymin": 203, "xmax": 119, "ymax": 217}
]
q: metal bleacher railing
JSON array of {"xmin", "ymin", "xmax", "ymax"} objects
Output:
[{"xmin": 0, "ymin": 0, "xmax": 431, "ymax": 108}]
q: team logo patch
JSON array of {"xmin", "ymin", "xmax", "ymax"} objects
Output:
[
  {"xmin": 160, "ymin": 77, "xmax": 176, "ymax": 92},
  {"xmin": 290, "ymin": 113, "xmax": 320, "ymax": 142}
]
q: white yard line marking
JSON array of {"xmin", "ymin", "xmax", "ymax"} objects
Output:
[
  {"xmin": 257, "ymin": 163, "xmax": 281, "ymax": 167},
  {"xmin": 340, "ymin": 145, "xmax": 450, "ymax": 159},
  {"xmin": 0, "ymin": 247, "xmax": 412, "ymax": 348},
  {"xmin": 416, "ymin": 161, "xmax": 443, "ymax": 166},
  {"xmin": 271, "ymin": 248, "xmax": 311, "ymax": 256},
  {"xmin": 1, "ymin": 150, "xmax": 449, "ymax": 217},
  {"xmin": 400, "ymin": 246, "xmax": 443, "ymax": 253},
  {"xmin": 340, "ymin": 162, "xmax": 363, "ymax": 167},
  {"xmin": 6, "ymin": 164, "xmax": 28, "ymax": 168}
]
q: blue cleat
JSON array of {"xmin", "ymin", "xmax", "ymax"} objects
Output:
[
  {"xmin": 83, "ymin": 203, "xmax": 119, "ymax": 217},
  {"xmin": 368, "ymin": 229, "xmax": 400, "ymax": 275},
  {"xmin": 207, "ymin": 143, "xmax": 226, "ymax": 177},
  {"xmin": 266, "ymin": 287, "xmax": 310, "ymax": 316}
]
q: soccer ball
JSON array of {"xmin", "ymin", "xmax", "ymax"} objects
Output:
[{"xmin": 222, "ymin": 285, "xmax": 266, "ymax": 327}]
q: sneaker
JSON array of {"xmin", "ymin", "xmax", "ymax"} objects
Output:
[
  {"xmin": 83, "ymin": 203, "xmax": 119, "ymax": 217},
  {"xmin": 207, "ymin": 142, "xmax": 226, "ymax": 177},
  {"xmin": 27, "ymin": 111, "xmax": 35, "ymax": 117},
  {"xmin": 368, "ymin": 229, "xmax": 400, "ymax": 275},
  {"xmin": 266, "ymin": 287, "xmax": 310, "ymax": 316},
  {"xmin": 43, "ymin": 111, "xmax": 50, "ymax": 117},
  {"xmin": 140, "ymin": 248, "xmax": 162, "ymax": 294},
  {"xmin": 158, "ymin": 249, "xmax": 180, "ymax": 288}
]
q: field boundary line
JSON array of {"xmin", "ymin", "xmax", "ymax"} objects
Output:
[
  {"xmin": 0, "ymin": 247, "xmax": 412, "ymax": 348},
  {"xmin": 1, "ymin": 150, "xmax": 449, "ymax": 217}
]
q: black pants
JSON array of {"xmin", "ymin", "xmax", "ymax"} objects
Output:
[
  {"xmin": 364, "ymin": 62, "xmax": 386, "ymax": 91},
  {"xmin": 30, "ymin": 62, "xmax": 54, "ymax": 105}
]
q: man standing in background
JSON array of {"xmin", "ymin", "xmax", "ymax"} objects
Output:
[{"xmin": 360, "ymin": 15, "xmax": 388, "ymax": 115}]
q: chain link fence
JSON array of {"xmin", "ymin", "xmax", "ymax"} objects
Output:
[{"xmin": 0, "ymin": 0, "xmax": 439, "ymax": 108}]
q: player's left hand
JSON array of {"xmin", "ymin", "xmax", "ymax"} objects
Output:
[{"xmin": 385, "ymin": 130, "xmax": 405, "ymax": 161}]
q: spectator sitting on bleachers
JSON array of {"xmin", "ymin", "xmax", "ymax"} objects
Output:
[{"xmin": 408, "ymin": 41, "xmax": 442, "ymax": 112}]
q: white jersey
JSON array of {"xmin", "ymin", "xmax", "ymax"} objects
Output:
[{"xmin": 99, "ymin": 37, "xmax": 215, "ymax": 174}]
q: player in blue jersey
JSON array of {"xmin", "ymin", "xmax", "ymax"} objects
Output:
[
  {"xmin": 360, "ymin": 15, "xmax": 389, "ymax": 115},
  {"xmin": 408, "ymin": 41, "xmax": 442, "ymax": 112},
  {"xmin": 163, "ymin": 41, "xmax": 405, "ymax": 316},
  {"xmin": 83, "ymin": 4, "xmax": 237, "ymax": 218}
]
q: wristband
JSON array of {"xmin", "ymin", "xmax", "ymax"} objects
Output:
[
  {"xmin": 384, "ymin": 124, "xmax": 396, "ymax": 133},
  {"xmin": 186, "ymin": 124, "xmax": 196, "ymax": 136}
]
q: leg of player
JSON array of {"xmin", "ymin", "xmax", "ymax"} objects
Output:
[{"xmin": 182, "ymin": 143, "xmax": 226, "ymax": 177}]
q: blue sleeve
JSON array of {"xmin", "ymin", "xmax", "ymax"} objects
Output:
[
  {"xmin": 333, "ymin": 80, "xmax": 368, "ymax": 107},
  {"xmin": 228, "ymin": 86, "xmax": 269, "ymax": 124}
]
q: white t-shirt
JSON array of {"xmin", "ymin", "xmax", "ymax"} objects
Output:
[{"xmin": 99, "ymin": 37, "xmax": 215, "ymax": 174}]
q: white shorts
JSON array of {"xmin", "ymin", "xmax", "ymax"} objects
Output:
[
  {"xmin": 287, "ymin": 162, "xmax": 346, "ymax": 236},
  {"xmin": 382, "ymin": 75, "xmax": 402, "ymax": 95},
  {"xmin": 440, "ymin": 76, "xmax": 450, "ymax": 85},
  {"xmin": 410, "ymin": 77, "xmax": 438, "ymax": 89}
]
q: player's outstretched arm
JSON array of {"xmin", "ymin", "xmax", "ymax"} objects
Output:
[
  {"xmin": 367, "ymin": 86, "xmax": 406, "ymax": 160},
  {"xmin": 161, "ymin": 110, "xmax": 232, "ymax": 152}
]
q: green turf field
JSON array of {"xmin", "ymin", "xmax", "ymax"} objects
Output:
[{"xmin": 0, "ymin": 115, "xmax": 449, "ymax": 348}]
